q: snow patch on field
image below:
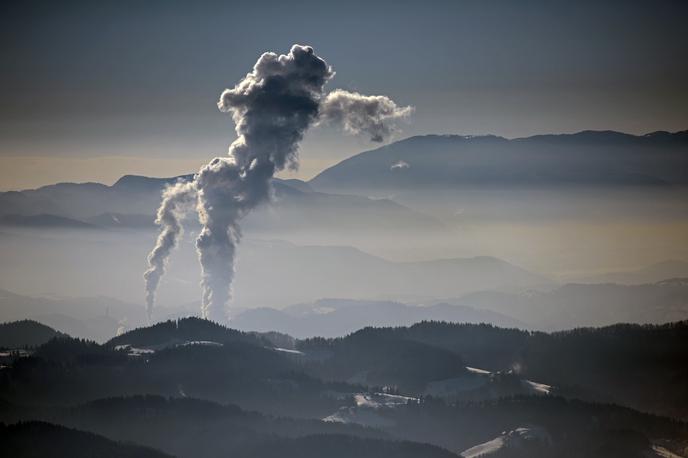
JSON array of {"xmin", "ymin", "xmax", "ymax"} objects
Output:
[
  {"xmin": 651, "ymin": 445, "xmax": 685, "ymax": 458},
  {"xmin": 427, "ymin": 366, "xmax": 553, "ymax": 398},
  {"xmin": 114, "ymin": 344, "xmax": 155, "ymax": 357},
  {"xmin": 274, "ymin": 347, "xmax": 304, "ymax": 355},
  {"xmin": 466, "ymin": 366, "xmax": 491, "ymax": 375},
  {"xmin": 354, "ymin": 393, "xmax": 417, "ymax": 408},
  {"xmin": 523, "ymin": 379, "xmax": 552, "ymax": 395},
  {"xmin": 460, "ymin": 426, "xmax": 551, "ymax": 457},
  {"xmin": 461, "ymin": 436, "xmax": 505, "ymax": 457},
  {"xmin": 323, "ymin": 407, "xmax": 393, "ymax": 428},
  {"xmin": 323, "ymin": 392, "xmax": 418, "ymax": 427},
  {"xmin": 114, "ymin": 340, "xmax": 223, "ymax": 357},
  {"xmin": 180, "ymin": 340, "xmax": 222, "ymax": 347}
]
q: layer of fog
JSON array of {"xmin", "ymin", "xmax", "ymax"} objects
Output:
[
  {"xmin": 1, "ymin": 219, "xmax": 688, "ymax": 342},
  {"xmin": 0, "ymin": 226, "xmax": 547, "ymax": 309},
  {"xmin": 1, "ymin": 183, "xmax": 687, "ymax": 303}
]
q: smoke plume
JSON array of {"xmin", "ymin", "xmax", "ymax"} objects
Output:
[
  {"xmin": 144, "ymin": 44, "xmax": 411, "ymax": 323},
  {"xmin": 319, "ymin": 89, "xmax": 413, "ymax": 142},
  {"xmin": 143, "ymin": 181, "xmax": 196, "ymax": 322}
]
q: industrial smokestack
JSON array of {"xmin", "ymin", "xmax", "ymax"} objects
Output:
[{"xmin": 144, "ymin": 44, "xmax": 411, "ymax": 323}]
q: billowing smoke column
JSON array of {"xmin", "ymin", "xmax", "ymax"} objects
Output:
[{"xmin": 144, "ymin": 44, "xmax": 411, "ymax": 323}]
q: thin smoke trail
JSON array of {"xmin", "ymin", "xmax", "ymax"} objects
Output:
[{"xmin": 143, "ymin": 181, "xmax": 196, "ymax": 322}]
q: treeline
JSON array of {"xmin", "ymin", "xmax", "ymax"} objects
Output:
[
  {"xmin": 0, "ymin": 395, "xmax": 450, "ymax": 458},
  {"xmin": 1, "ymin": 317, "xmax": 687, "ymax": 457},
  {"xmin": 299, "ymin": 320, "xmax": 688, "ymax": 417},
  {"xmin": 0, "ymin": 421, "xmax": 172, "ymax": 458},
  {"xmin": 0, "ymin": 333, "xmax": 351, "ymax": 417},
  {"xmin": 107, "ymin": 317, "xmax": 268, "ymax": 348},
  {"xmin": 2, "ymin": 394, "xmax": 685, "ymax": 458},
  {"xmin": 300, "ymin": 327, "xmax": 467, "ymax": 392},
  {"xmin": 387, "ymin": 396, "xmax": 688, "ymax": 454},
  {"xmin": 0, "ymin": 320, "xmax": 64, "ymax": 349}
]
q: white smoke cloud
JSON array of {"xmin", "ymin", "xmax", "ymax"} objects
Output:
[
  {"xmin": 319, "ymin": 89, "xmax": 413, "ymax": 142},
  {"xmin": 144, "ymin": 45, "xmax": 412, "ymax": 323},
  {"xmin": 115, "ymin": 317, "xmax": 128, "ymax": 337}
]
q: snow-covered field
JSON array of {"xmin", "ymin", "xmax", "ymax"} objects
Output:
[
  {"xmin": 114, "ymin": 340, "xmax": 223, "ymax": 357},
  {"xmin": 466, "ymin": 366, "xmax": 491, "ymax": 375},
  {"xmin": 652, "ymin": 445, "xmax": 686, "ymax": 458},
  {"xmin": 460, "ymin": 426, "xmax": 552, "ymax": 457},
  {"xmin": 426, "ymin": 366, "xmax": 552, "ymax": 398},
  {"xmin": 114, "ymin": 344, "xmax": 155, "ymax": 357},
  {"xmin": 273, "ymin": 347, "xmax": 304, "ymax": 355},
  {"xmin": 523, "ymin": 379, "xmax": 552, "ymax": 395},
  {"xmin": 323, "ymin": 392, "xmax": 418, "ymax": 427},
  {"xmin": 460, "ymin": 435, "xmax": 505, "ymax": 457}
]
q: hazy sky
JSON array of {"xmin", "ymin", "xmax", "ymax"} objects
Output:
[{"xmin": 1, "ymin": 0, "xmax": 687, "ymax": 190}]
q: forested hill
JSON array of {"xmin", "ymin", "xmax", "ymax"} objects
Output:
[
  {"xmin": 0, "ymin": 320, "xmax": 65, "ymax": 349},
  {"xmin": 298, "ymin": 321, "xmax": 688, "ymax": 418}
]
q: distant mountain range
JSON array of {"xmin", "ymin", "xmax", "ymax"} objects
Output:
[
  {"xmin": 454, "ymin": 278, "xmax": 688, "ymax": 330},
  {"xmin": 0, "ymin": 289, "xmax": 193, "ymax": 342},
  {"xmin": 310, "ymin": 130, "xmax": 688, "ymax": 193},
  {"xmin": 1, "ymin": 130, "xmax": 687, "ymax": 335},
  {"xmin": 231, "ymin": 298, "xmax": 525, "ymax": 338},
  {"xmin": 0, "ymin": 213, "xmax": 98, "ymax": 229},
  {"xmin": 3, "ymin": 271, "xmax": 687, "ymax": 343},
  {"xmin": 579, "ymin": 260, "xmax": 688, "ymax": 285},
  {"xmin": 0, "ymin": 226, "xmax": 552, "ymax": 314},
  {"xmin": 229, "ymin": 247, "xmax": 551, "ymax": 308},
  {"xmin": 0, "ymin": 174, "xmax": 443, "ymax": 235},
  {"xmin": 0, "ymin": 251, "xmax": 543, "ymax": 340},
  {"xmin": 3, "ymin": 129, "xmax": 687, "ymax": 229}
]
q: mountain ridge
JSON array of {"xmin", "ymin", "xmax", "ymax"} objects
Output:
[{"xmin": 310, "ymin": 129, "xmax": 688, "ymax": 193}]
